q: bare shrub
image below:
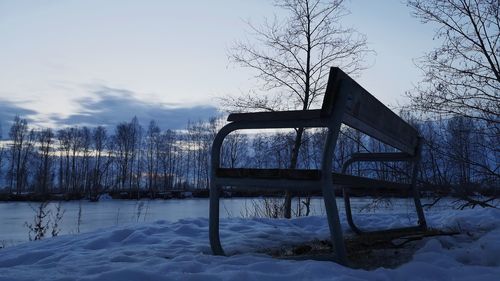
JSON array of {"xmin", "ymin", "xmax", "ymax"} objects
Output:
[
  {"xmin": 25, "ymin": 202, "xmax": 51, "ymax": 241},
  {"xmin": 25, "ymin": 201, "xmax": 66, "ymax": 241}
]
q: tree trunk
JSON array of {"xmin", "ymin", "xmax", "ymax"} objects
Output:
[{"xmin": 284, "ymin": 127, "xmax": 305, "ymax": 218}]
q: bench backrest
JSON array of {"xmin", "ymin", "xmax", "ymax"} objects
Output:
[{"xmin": 321, "ymin": 67, "xmax": 419, "ymax": 155}]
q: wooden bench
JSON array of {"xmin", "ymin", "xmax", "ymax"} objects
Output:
[{"xmin": 209, "ymin": 67, "xmax": 427, "ymax": 265}]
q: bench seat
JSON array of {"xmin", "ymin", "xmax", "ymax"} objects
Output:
[{"xmin": 216, "ymin": 168, "xmax": 411, "ymax": 190}]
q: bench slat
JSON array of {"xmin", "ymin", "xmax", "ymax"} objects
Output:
[{"xmin": 216, "ymin": 168, "xmax": 410, "ymax": 190}]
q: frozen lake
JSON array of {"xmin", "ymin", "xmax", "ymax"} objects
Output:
[{"xmin": 0, "ymin": 197, "xmax": 424, "ymax": 246}]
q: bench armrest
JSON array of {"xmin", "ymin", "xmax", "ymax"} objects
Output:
[
  {"xmin": 228, "ymin": 109, "xmax": 322, "ymax": 122},
  {"xmin": 348, "ymin": 152, "xmax": 414, "ymax": 161},
  {"xmin": 341, "ymin": 152, "xmax": 416, "ymax": 174},
  {"xmin": 211, "ymin": 111, "xmax": 331, "ymax": 171}
]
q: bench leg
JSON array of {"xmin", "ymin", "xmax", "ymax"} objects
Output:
[
  {"xmin": 342, "ymin": 188, "xmax": 426, "ymax": 235},
  {"xmin": 343, "ymin": 187, "xmax": 362, "ymax": 235},
  {"xmin": 410, "ymin": 159, "xmax": 427, "ymax": 230},
  {"xmin": 323, "ymin": 182, "xmax": 348, "ymax": 265},
  {"xmin": 342, "ymin": 161, "xmax": 427, "ymax": 235},
  {"xmin": 209, "ymin": 181, "xmax": 225, "ymax": 255}
]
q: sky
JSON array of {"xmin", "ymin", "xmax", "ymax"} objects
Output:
[{"xmin": 0, "ymin": 0, "xmax": 437, "ymax": 132}]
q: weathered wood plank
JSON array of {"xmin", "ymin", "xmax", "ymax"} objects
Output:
[
  {"xmin": 322, "ymin": 67, "xmax": 419, "ymax": 155},
  {"xmin": 216, "ymin": 168, "xmax": 411, "ymax": 190},
  {"xmin": 227, "ymin": 109, "xmax": 322, "ymax": 122}
]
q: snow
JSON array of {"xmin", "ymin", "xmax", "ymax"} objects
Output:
[
  {"xmin": 0, "ymin": 207, "xmax": 499, "ymax": 281},
  {"xmin": 97, "ymin": 193, "xmax": 113, "ymax": 201}
]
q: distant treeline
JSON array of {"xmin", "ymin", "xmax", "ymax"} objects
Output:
[{"xmin": 0, "ymin": 114, "xmax": 497, "ymax": 201}]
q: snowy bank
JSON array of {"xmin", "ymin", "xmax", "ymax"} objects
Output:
[{"xmin": 0, "ymin": 208, "xmax": 499, "ymax": 281}]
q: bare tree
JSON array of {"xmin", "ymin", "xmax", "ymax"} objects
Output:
[
  {"xmin": 407, "ymin": 0, "xmax": 499, "ymax": 123},
  {"xmin": 130, "ymin": 117, "xmax": 143, "ymax": 195},
  {"xmin": 90, "ymin": 126, "xmax": 108, "ymax": 200},
  {"xmin": 158, "ymin": 129, "xmax": 176, "ymax": 190},
  {"xmin": 113, "ymin": 117, "xmax": 142, "ymax": 195},
  {"xmin": 146, "ymin": 120, "xmax": 161, "ymax": 196},
  {"xmin": 114, "ymin": 121, "xmax": 134, "ymax": 190},
  {"xmin": 35, "ymin": 128, "xmax": 54, "ymax": 194},
  {"xmin": 79, "ymin": 127, "xmax": 92, "ymax": 195},
  {"xmin": 57, "ymin": 128, "xmax": 72, "ymax": 193},
  {"xmin": 221, "ymin": 132, "xmax": 249, "ymax": 169},
  {"xmin": 9, "ymin": 116, "xmax": 27, "ymax": 193},
  {"xmin": 226, "ymin": 0, "xmax": 372, "ymax": 217},
  {"xmin": 68, "ymin": 127, "xmax": 83, "ymax": 192},
  {"xmin": 202, "ymin": 118, "xmax": 220, "ymax": 189},
  {"xmin": 447, "ymin": 116, "xmax": 474, "ymax": 187},
  {"xmin": 419, "ymin": 120, "xmax": 454, "ymax": 188},
  {"xmin": 407, "ymin": 0, "xmax": 499, "ymax": 207},
  {"xmin": 8, "ymin": 116, "xmax": 35, "ymax": 194}
]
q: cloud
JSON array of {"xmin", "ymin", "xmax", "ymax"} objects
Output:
[
  {"xmin": 0, "ymin": 100, "xmax": 38, "ymax": 136},
  {"xmin": 50, "ymin": 85, "xmax": 220, "ymax": 130}
]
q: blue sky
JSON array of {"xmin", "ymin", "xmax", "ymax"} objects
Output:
[{"xmin": 0, "ymin": 0, "xmax": 437, "ymax": 131}]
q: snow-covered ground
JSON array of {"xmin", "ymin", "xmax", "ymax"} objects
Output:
[{"xmin": 0, "ymin": 206, "xmax": 499, "ymax": 281}]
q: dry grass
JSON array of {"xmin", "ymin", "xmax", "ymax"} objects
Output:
[{"xmin": 264, "ymin": 228, "xmax": 459, "ymax": 269}]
